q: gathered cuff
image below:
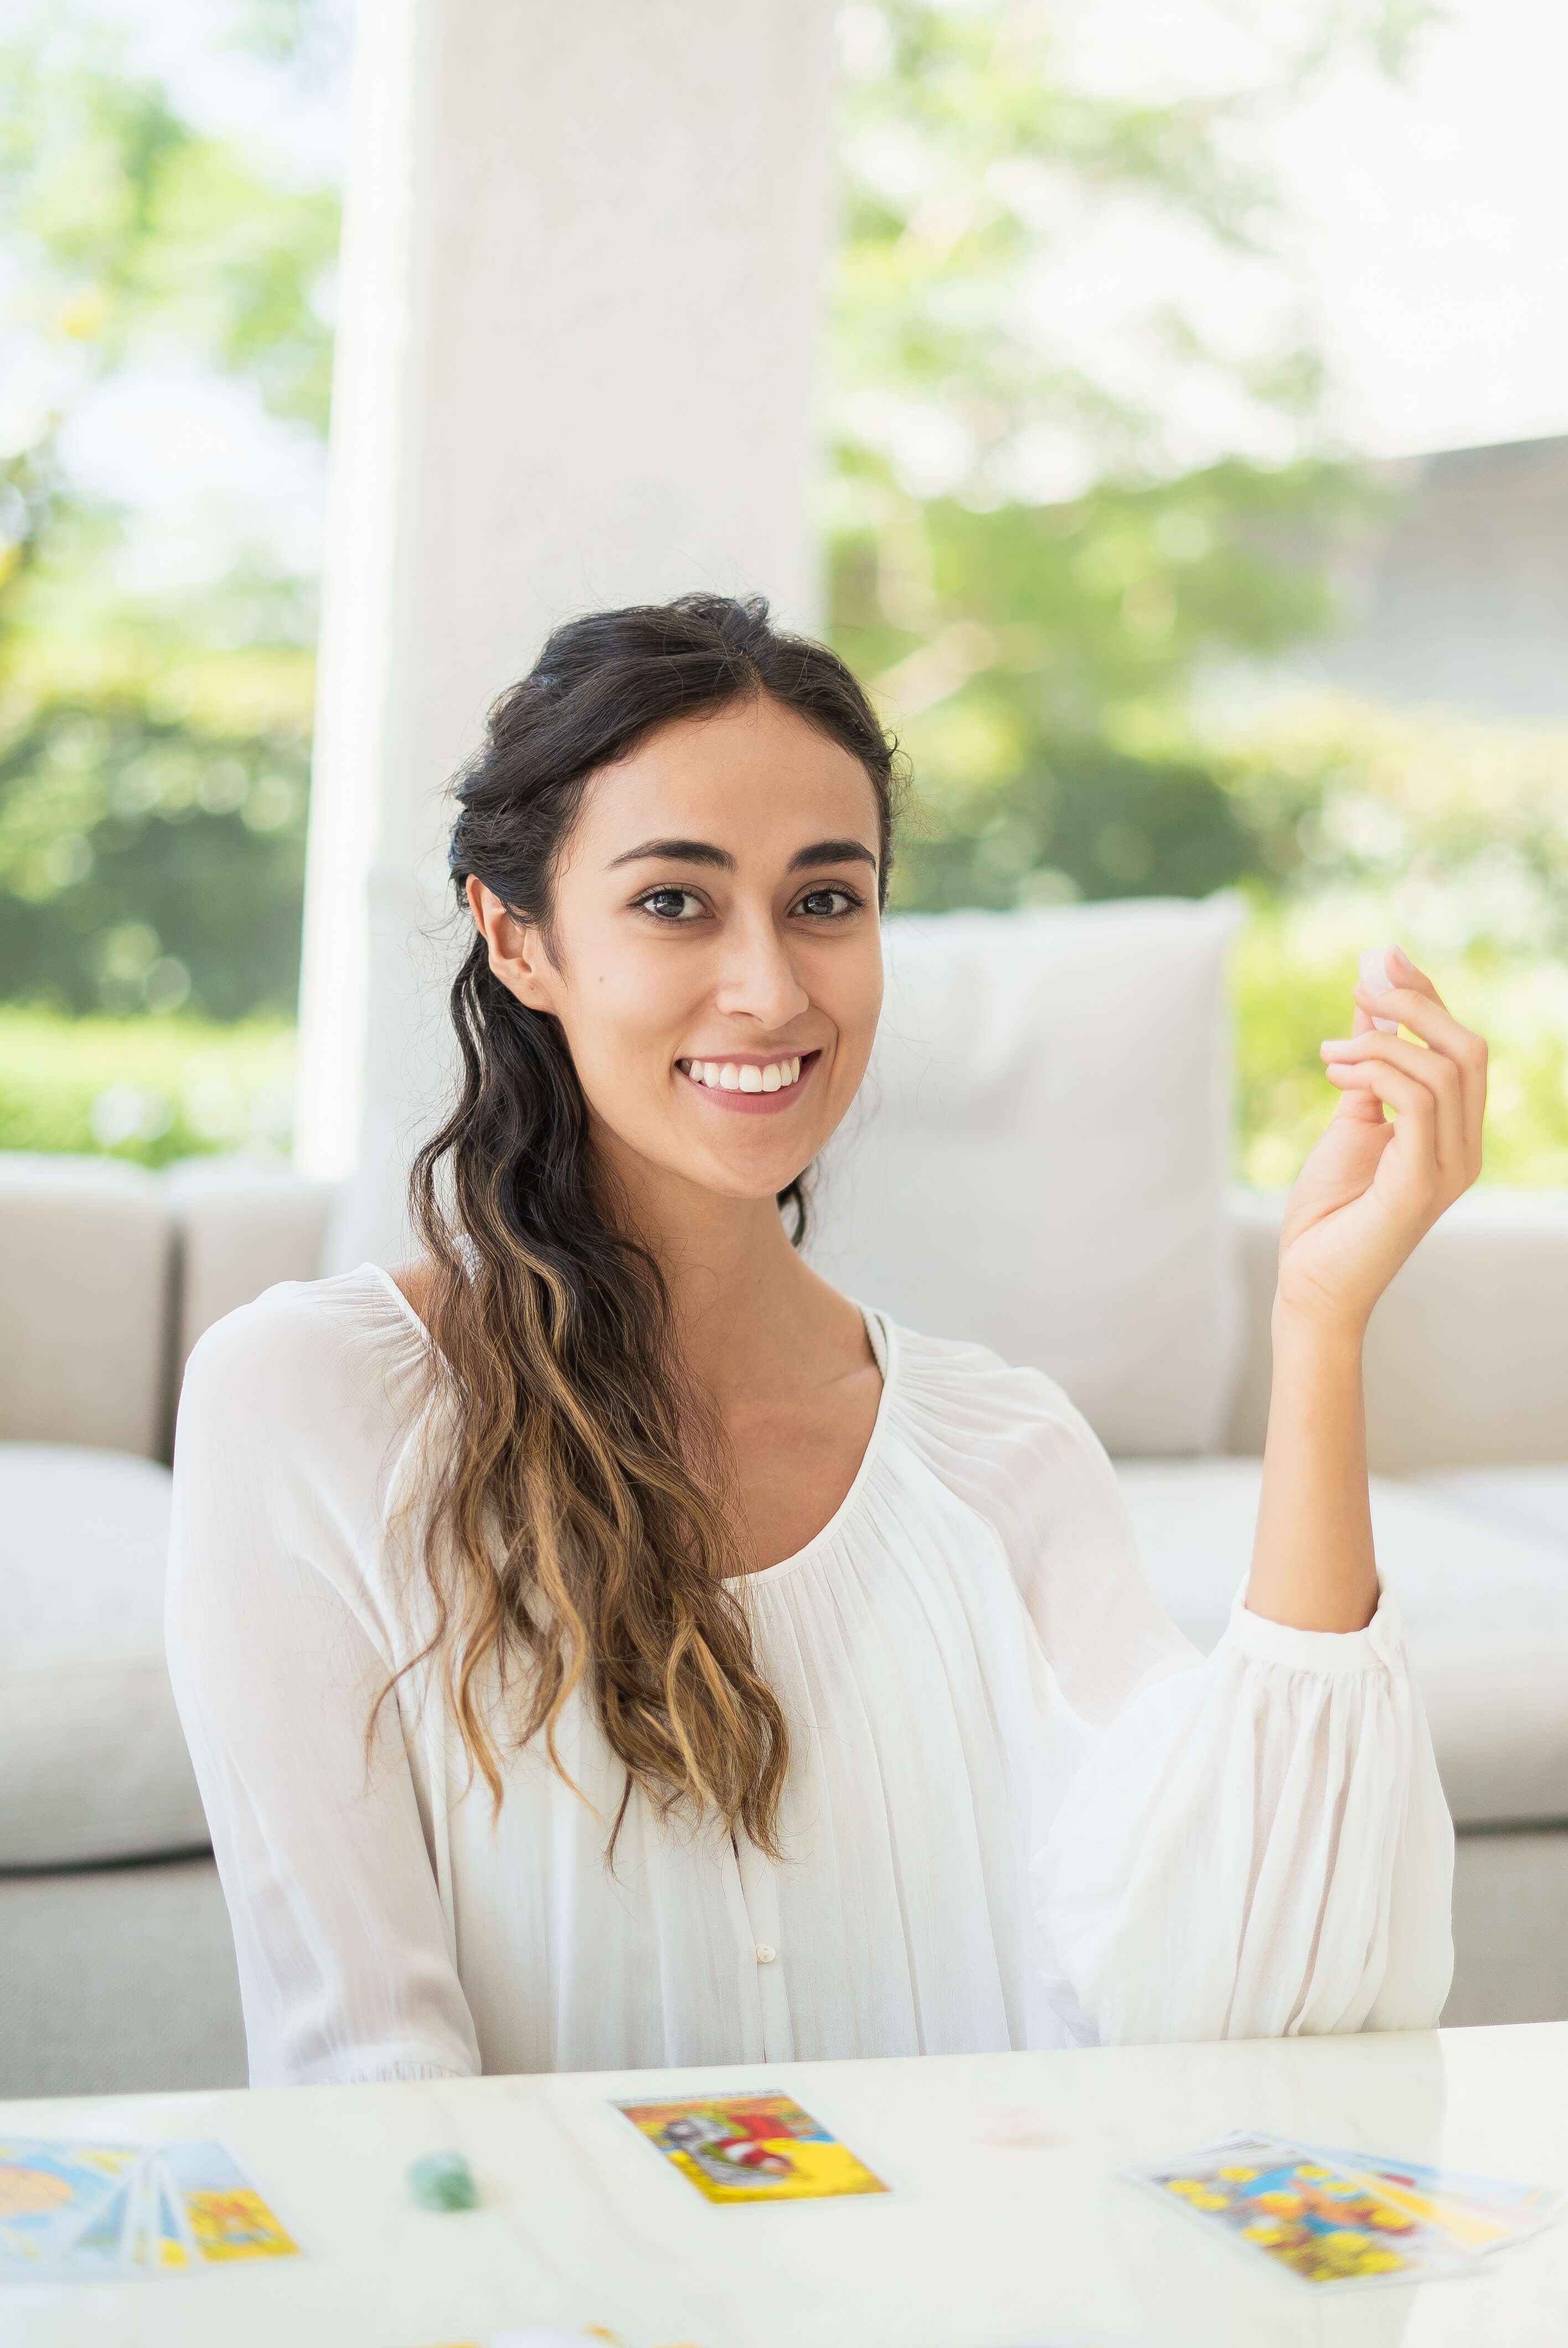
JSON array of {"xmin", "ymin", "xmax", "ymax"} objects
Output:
[{"xmin": 1219, "ymin": 1574, "xmax": 1406, "ymax": 1676}]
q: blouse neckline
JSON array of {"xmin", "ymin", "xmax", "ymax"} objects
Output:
[
  {"xmin": 357, "ymin": 1261, "xmax": 896, "ymax": 1589},
  {"xmin": 724, "ymin": 1298, "xmax": 894, "ymax": 1588}
]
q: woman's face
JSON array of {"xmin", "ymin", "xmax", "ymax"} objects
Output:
[{"xmin": 470, "ymin": 693, "xmax": 885, "ymax": 1206}]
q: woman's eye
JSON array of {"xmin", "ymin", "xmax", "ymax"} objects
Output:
[
  {"xmin": 634, "ymin": 884, "xmax": 864, "ymax": 924},
  {"xmin": 636, "ymin": 887, "xmax": 703, "ymax": 922}
]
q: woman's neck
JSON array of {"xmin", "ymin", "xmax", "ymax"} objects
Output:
[{"xmin": 592, "ymin": 1121, "xmax": 863, "ymax": 1409}]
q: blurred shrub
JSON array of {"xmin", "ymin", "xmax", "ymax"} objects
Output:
[
  {"xmin": 1224, "ymin": 695, "xmax": 1568, "ymax": 1188},
  {"xmin": 0, "ymin": 574, "xmax": 313, "ymax": 1017},
  {"xmin": 0, "ymin": 1005, "xmax": 294, "ymax": 1165},
  {"xmin": 1232, "ymin": 908, "xmax": 1568, "ymax": 1191},
  {"xmin": 1217, "ymin": 691, "xmax": 1568, "ymax": 958},
  {"xmin": 0, "ymin": 17, "xmax": 331, "ymax": 1022}
]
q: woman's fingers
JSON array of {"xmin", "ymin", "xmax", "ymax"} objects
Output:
[
  {"xmin": 1322, "ymin": 1054, "xmax": 1443, "ymax": 1209},
  {"xmin": 1350, "ymin": 949, "xmax": 1488, "ymax": 1167},
  {"xmin": 1319, "ymin": 1029, "xmax": 1466, "ymax": 1175}
]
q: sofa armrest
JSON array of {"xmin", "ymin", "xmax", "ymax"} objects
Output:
[{"xmin": 1222, "ymin": 1185, "xmax": 1568, "ymax": 1470}]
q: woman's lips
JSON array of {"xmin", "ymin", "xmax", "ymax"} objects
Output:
[{"xmin": 678, "ymin": 1050, "xmax": 822, "ymax": 1114}]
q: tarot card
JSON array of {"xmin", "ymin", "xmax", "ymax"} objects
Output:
[
  {"xmin": 1296, "ymin": 2141, "xmax": 1562, "ymax": 2251},
  {"xmin": 127, "ymin": 2160, "xmax": 196, "ymax": 2274},
  {"xmin": 120, "ymin": 2156, "xmax": 154, "ymax": 2273},
  {"xmin": 49, "ymin": 2171, "xmax": 145, "ymax": 2280},
  {"xmin": 158, "ymin": 2139, "xmax": 301, "ymax": 2263},
  {"xmin": 1296, "ymin": 2141, "xmax": 1559, "ymax": 2226},
  {"xmin": 615, "ymin": 2091, "xmax": 888, "ymax": 2204},
  {"xmin": 0, "ymin": 2139, "xmax": 146, "ymax": 2278},
  {"xmin": 1126, "ymin": 2132, "xmax": 1477, "ymax": 2289}
]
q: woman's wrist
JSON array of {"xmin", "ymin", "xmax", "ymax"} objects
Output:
[
  {"xmin": 1270, "ymin": 1289, "xmax": 1370, "ymax": 1363},
  {"xmin": 1246, "ymin": 1288, "xmax": 1378, "ymax": 1635}
]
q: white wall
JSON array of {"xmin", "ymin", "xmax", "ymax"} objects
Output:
[{"xmin": 296, "ymin": 0, "xmax": 838, "ymax": 1264}]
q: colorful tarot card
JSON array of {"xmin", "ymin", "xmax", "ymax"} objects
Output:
[
  {"xmin": 1296, "ymin": 2141, "xmax": 1562, "ymax": 2249},
  {"xmin": 0, "ymin": 2139, "xmax": 146, "ymax": 2278},
  {"xmin": 615, "ymin": 2092, "xmax": 888, "ymax": 2204},
  {"xmin": 1126, "ymin": 2133, "xmax": 1477, "ymax": 2289},
  {"xmin": 157, "ymin": 2139, "xmax": 300, "ymax": 2263}
]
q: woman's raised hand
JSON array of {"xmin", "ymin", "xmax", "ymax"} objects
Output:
[{"xmin": 1272, "ymin": 944, "xmax": 1488, "ymax": 1335}]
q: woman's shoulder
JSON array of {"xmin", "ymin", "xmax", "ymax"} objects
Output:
[
  {"xmin": 882, "ymin": 1312, "xmax": 1087, "ymax": 1438},
  {"xmin": 177, "ymin": 1262, "xmax": 433, "ymax": 1450},
  {"xmin": 875, "ymin": 1309, "xmax": 1141, "ymax": 1613},
  {"xmin": 875, "ymin": 1308, "xmax": 1118, "ymax": 1523},
  {"xmin": 169, "ymin": 1267, "xmax": 441, "ymax": 1633}
]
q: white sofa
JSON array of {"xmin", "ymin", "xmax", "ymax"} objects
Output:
[
  {"xmin": 4, "ymin": 907, "xmax": 1567, "ymax": 2096},
  {"xmin": 0, "ymin": 1154, "xmax": 338, "ymax": 2096}
]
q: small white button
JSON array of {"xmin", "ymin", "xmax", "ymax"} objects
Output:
[{"xmin": 755, "ymin": 1942, "xmax": 777, "ymax": 1964}]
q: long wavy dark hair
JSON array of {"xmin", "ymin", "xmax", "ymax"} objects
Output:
[{"xmin": 398, "ymin": 592, "xmax": 902, "ymax": 1858}]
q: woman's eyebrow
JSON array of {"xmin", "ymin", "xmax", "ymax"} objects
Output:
[
  {"xmin": 788, "ymin": 838, "xmax": 879, "ymax": 875},
  {"xmin": 606, "ymin": 836, "xmax": 878, "ymax": 873}
]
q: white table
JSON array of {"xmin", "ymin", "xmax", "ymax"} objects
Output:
[{"xmin": 4, "ymin": 2023, "xmax": 1568, "ymax": 2346}]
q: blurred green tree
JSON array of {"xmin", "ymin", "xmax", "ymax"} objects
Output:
[
  {"xmin": 0, "ymin": 12, "xmax": 336, "ymax": 1018},
  {"xmin": 827, "ymin": 0, "xmax": 1412, "ymax": 911}
]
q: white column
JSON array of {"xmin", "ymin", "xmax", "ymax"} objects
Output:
[{"xmin": 296, "ymin": 0, "xmax": 838, "ymax": 1265}]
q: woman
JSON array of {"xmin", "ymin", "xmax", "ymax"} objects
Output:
[{"xmin": 168, "ymin": 593, "xmax": 1481, "ymax": 2089}]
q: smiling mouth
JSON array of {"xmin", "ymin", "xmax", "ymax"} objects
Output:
[
  {"xmin": 675, "ymin": 1050, "xmax": 821, "ymax": 1098},
  {"xmin": 667, "ymin": 1052, "xmax": 826, "ymax": 1113}
]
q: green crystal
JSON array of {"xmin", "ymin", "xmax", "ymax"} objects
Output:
[{"xmin": 408, "ymin": 2149, "xmax": 479, "ymax": 2211}]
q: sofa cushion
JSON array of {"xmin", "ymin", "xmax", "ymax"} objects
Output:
[
  {"xmin": 0, "ymin": 1154, "xmax": 174, "ymax": 1458},
  {"xmin": 804, "ymin": 894, "xmax": 1246, "ymax": 1455},
  {"xmin": 0, "ymin": 1443, "xmax": 208, "ymax": 1867},
  {"xmin": 1114, "ymin": 1455, "xmax": 1568, "ymax": 1830},
  {"xmin": 1410, "ymin": 1468, "xmax": 1568, "ymax": 1552}
]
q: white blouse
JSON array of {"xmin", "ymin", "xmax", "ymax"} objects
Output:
[{"xmin": 165, "ymin": 1266, "xmax": 1454, "ymax": 2089}]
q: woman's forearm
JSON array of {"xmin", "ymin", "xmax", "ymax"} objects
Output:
[
  {"xmin": 1241, "ymin": 948, "xmax": 1486, "ymax": 1636},
  {"xmin": 1244, "ymin": 1302, "xmax": 1380, "ymax": 1635}
]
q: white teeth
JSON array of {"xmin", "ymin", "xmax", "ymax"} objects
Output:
[{"xmin": 680, "ymin": 1054, "xmax": 808, "ymax": 1091}]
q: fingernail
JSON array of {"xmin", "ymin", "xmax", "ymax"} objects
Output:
[
  {"xmin": 1320, "ymin": 1038, "xmax": 1352, "ymax": 1052},
  {"xmin": 1352, "ymin": 948, "xmax": 1399, "ymax": 1033}
]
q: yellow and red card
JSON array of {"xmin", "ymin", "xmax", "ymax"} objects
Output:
[{"xmin": 615, "ymin": 2092, "xmax": 886, "ymax": 2205}]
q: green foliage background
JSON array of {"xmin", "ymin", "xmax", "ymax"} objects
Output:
[
  {"xmin": 1, "ymin": 0, "xmax": 1564, "ymax": 1185},
  {"xmin": 0, "ymin": 14, "xmax": 327, "ymax": 1032}
]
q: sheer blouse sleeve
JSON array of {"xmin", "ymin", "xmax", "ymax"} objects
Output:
[
  {"xmin": 896, "ymin": 1330, "xmax": 1455, "ymax": 2045},
  {"xmin": 165, "ymin": 1282, "xmax": 482, "ymax": 2088}
]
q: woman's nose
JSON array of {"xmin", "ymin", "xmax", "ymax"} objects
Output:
[{"xmin": 711, "ymin": 917, "xmax": 811, "ymax": 1026}]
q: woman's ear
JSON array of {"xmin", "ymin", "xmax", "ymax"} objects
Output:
[{"xmin": 466, "ymin": 876, "xmax": 556, "ymax": 1013}]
